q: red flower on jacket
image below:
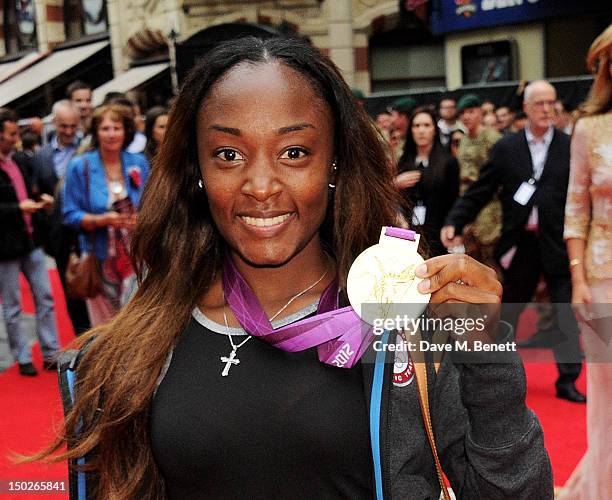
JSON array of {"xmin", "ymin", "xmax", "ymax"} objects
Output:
[
  {"xmin": 405, "ymin": 0, "xmax": 428, "ymax": 10},
  {"xmin": 128, "ymin": 166, "xmax": 141, "ymax": 189}
]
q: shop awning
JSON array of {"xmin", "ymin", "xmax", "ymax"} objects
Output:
[
  {"xmin": 0, "ymin": 40, "xmax": 109, "ymax": 107},
  {"xmin": 92, "ymin": 62, "xmax": 169, "ymax": 106},
  {"xmin": 0, "ymin": 52, "xmax": 45, "ymax": 84}
]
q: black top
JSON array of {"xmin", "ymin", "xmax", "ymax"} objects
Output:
[
  {"xmin": 0, "ymin": 156, "xmax": 48, "ymax": 261},
  {"xmin": 150, "ymin": 308, "xmax": 373, "ymax": 499},
  {"xmin": 398, "ymin": 142, "xmax": 460, "ymax": 257}
]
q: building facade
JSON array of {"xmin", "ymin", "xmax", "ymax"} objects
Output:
[
  {"xmin": 436, "ymin": 0, "xmax": 611, "ymax": 89},
  {"xmin": 0, "ymin": 0, "xmax": 610, "ymax": 116},
  {"xmin": 0, "ymin": 0, "xmax": 109, "ymax": 55}
]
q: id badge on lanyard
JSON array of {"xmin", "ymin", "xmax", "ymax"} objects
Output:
[
  {"xmin": 412, "ymin": 203, "xmax": 427, "ymax": 226},
  {"xmin": 513, "ymin": 177, "xmax": 536, "ymax": 206}
]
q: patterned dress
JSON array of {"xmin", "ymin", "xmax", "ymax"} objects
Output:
[
  {"xmin": 564, "ymin": 114, "xmax": 612, "ymax": 282},
  {"xmin": 560, "ymin": 113, "xmax": 612, "ymax": 500}
]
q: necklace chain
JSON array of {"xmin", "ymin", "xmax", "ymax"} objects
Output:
[
  {"xmin": 267, "ymin": 263, "xmax": 329, "ymax": 322},
  {"xmin": 222, "ymin": 309, "xmax": 252, "ymax": 350},
  {"xmin": 220, "ymin": 261, "xmax": 330, "ymax": 376}
]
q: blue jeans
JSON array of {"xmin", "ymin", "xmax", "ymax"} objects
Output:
[{"xmin": 0, "ymin": 248, "xmax": 60, "ymax": 364}]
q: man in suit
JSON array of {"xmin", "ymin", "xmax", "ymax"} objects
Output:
[
  {"xmin": 389, "ymin": 97, "xmax": 417, "ymax": 159},
  {"xmin": 437, "ymin": 96, "xmax": 461, "ymax": 147},
  {"xmin": 31, "ymin": 100, "xmax": 90, "ymax": 334},
  {"xmin": 441, "ymin": 80, "xmax": 585, "ymax": 403},
  {"xmin": 67, "ymin": 80, "xmax": 93, "ymax": 137}
]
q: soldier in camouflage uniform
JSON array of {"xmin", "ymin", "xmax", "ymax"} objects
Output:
[
  {"xmin": 455, "ymin": 94, "xmax": 502, "ymax": 271},
  {"xmin": 389, "ymin": 96, "xmax": 417, "ymax": 163}
]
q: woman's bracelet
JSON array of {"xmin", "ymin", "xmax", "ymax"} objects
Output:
[{"xmin": 569, "ymin": 258, "xmax": 582, "ymax": 267}]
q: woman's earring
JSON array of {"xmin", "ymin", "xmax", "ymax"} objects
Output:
[
  {"xmin": 329, "ymin": 161, "xmax": 337, "ymax": 189},
  {"xmin": 198, "ymin": 179, "xmax": 203, "ymax": 189}
]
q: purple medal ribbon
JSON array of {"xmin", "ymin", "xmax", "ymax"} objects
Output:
[{"xmin": 222, "ymin": 227, "xmax": 417, "ymax": 368}]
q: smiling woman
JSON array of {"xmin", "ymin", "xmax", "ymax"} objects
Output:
[
  {"xmin": 198, "ymin": 61, "xmax": 334, "ymax": 272},
  {"xmin": 33, "ymin": 36, "xmax": 552, "ymax": 500},
  {"xmin": 62, "ymin": 104, "xmax": 150, "ymax": 325}
]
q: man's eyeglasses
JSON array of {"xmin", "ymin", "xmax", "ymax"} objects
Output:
[{"xmin": 531, "ymin": 100, "xmax": 556, "ymax": 109}]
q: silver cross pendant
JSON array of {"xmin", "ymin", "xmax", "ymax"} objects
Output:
[{"xmin": 220, "ymin": 349, "xmax": 240, "ymax": 376}]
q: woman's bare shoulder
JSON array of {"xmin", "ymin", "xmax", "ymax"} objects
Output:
[{"xmin": 577, "ymin": 112, "xmax": 612, "ymax": 130}]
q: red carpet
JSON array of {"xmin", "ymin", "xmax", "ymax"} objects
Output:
[
  {"xmin": 525, "ymin": 358, "xmax": 587, "ymax": 484},
  {"xmin": 0, "ymin": 272, "xmax": 587, "ymax": 495},
  {"xmin": 517, "ymin": 309, "xmax": 587, "ymax": 486},
  {"xmin": 0, "ymin": 271, "xmax": 73, "ymax": 499}
]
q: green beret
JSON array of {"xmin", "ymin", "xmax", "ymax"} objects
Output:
[
  {"xmin": 390, "ymin": 96, "xmax": 417, "ymax": 113},
  {"xmin": 456, "ymin": 94, "xmax": 483, "ymax": 113},
  {"xmin": 351, "ymin": 87, "xmax": 365, "ymax": 100}
]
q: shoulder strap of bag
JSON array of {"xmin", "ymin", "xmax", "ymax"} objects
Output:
[
  {"xmin": 58, "ymin": 335, "xmax": 99, "ymax": 500},
  {"xmin": 412, "ymin": 329, "xmax": 452, "ymax": 500},
  {"xmin": 82, "ymin": 157, "xmax": 96, "ymax": 253},
  {"xmin": 58, "ymin": 349, "xmax": 88, "ymax": 500},
  {"xmin": 82, "ymin": 157, "xmax": 90, "ymax": 210}
]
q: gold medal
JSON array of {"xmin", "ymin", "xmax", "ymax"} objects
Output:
[{"xmin": 347, "ymin": 227, "xmax": 430, "ymax": 326}]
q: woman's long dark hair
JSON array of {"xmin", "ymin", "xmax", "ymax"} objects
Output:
[
  {"xmin": 33, "ymin": 36, "xmax": 404, "ymax": 498},
  {"xmin": 400, "ymin": 106, "xmax": 441, "ymax": 168},
  {"xmin": 143, "ymin": 106, "xmax": 168, "ymax": 161}
]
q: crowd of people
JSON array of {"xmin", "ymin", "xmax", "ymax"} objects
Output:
[
  {"xmin": 374, "ymin": 79, "xmax": 606, "ymax": 405},
  {"xmin": 0, "ymin": 23, "xmax": 609, "ymax": 500},
  {"xmin": 370, "ymin": 25, "xmax": 611, "ymax": 496},
  {"xmin": 0, "ymin": 82, "xmax": 169, "ymax": 376}
]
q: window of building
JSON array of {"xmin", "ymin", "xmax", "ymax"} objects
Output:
[
  {"xmin": 461, "ymin": 41, "xmax": 516, "ymax": 85},
  {"xmin": 64, "ymin": 0, "xmax": 108, "ymax": 40},
  {"xmin": 370, "ymin": 43, "xmax": 445, "ymax": 92},
  {"xmin": 3, "ymin": 0, "xmax": 37, "ymax": 54},
  {"xmin": 368, "ymin": 8, "xmax": 444, "ymax": 93},
  {"xmin": 369, "ymin": 26, "xmax": 444, "ymax": 93},
  {"xmin": 546, "ymin": 16, "xmax": 611, "ymax": 78}
]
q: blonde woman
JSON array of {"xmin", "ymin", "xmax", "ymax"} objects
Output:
[{"xmin": 561, "ymin": 24, "xmax": 612, "ymax": 500}]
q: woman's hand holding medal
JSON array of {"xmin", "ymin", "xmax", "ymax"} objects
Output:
[
  {"xmin": 416, "ymin": 253, "xmax": 503, "ymax": 348},
  {"xmin": 415, "ymin": 254, "xmax": 502, "ymax": 304}
]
